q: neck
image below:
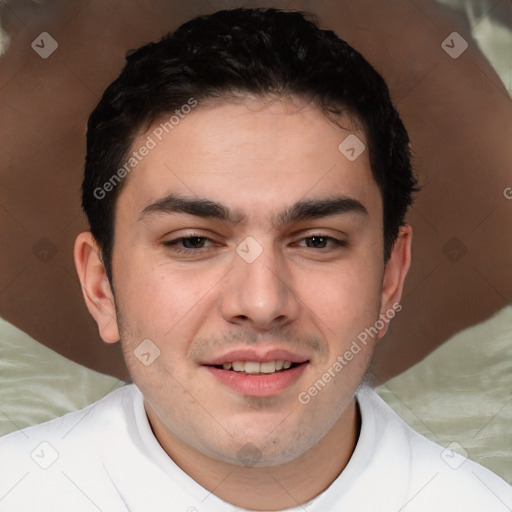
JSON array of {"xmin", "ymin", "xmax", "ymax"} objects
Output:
[{"xmin": 147, "ymin": 398, "xmax": 361, "ymax": 511}]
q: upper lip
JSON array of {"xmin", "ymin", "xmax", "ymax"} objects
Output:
[{"xmin": 202, "ymin": 348, "xmax": 310, "ymax": 366}]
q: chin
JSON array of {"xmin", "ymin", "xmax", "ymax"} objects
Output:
[
  {"xmin": 210, "ymin": 425, "xmax": 318, "ymax": 468},
  {"xmin": 208, "ymin": 443, "xmax": 306, "ymax": 468}
]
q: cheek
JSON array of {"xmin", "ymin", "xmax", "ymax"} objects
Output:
[
  {"xmin": 114, "ymin": 250, "xmax": 221, "ymax": 343},
  {"xmin": 296, "ymin": 257, "xmax": 382, "ymax": 335}
]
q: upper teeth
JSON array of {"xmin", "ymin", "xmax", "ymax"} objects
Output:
[{"xmin": 222, "ymin": 361, "xmax": 292, "ymax": 373}]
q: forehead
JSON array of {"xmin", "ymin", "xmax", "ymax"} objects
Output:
[{"xmin": 117, "ymin": 97, "xmax": 381, "ymax": 224}]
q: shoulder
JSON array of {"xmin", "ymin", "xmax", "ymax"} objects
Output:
[
  {"xmin": 0, "ymin": 384, "xmax": 140, "ymax": 511},
  {"xmin": 0, "ymin": 383, "xmax": 138, "ymax": 449},
  {"xmin": 357, "ymin": 386, "xmax": 512, "ymax": 511}
]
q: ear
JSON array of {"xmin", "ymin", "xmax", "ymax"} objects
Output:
[
  {"xmin": 74, "ymin": 231, "xmax": 120, "ymax": 344},
  {"xmin": 376, "ymin": 224, "xmax": 412, "ymax": 340}
]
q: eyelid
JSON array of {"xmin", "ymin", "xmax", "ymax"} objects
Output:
[
  {"xmin": 161, "ymin": 229, "xmax": 216, "ymax": 242},
  {"xmin": 288, "ymin": 226, "xmax": 349, "ymax": 238}
]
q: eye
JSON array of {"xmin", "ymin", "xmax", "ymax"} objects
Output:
[
  {"xmin": 163, "ymin": 235, "xmax": 217, "ymax": 253},
  {"xmin": 161, "ymin": 233, "xmax": 347, "ymax": 256},
  {"xmin": 297, "ymin": 235, "xmax": 347, "ymax": 250}
]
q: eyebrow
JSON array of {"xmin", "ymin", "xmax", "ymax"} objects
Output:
[{"xmin": 138, "ymin": 193, "xmax": 368, "ymax": 227}]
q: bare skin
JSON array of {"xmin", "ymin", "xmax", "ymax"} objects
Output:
[{"xmin": 75, "ymin": 97, "xmax": 412, "ymax": 509}]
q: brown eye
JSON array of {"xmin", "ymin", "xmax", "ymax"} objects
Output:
[
  {"xmin": 180, "ymin": 237, "xmax": 208, "ymax": 249},
  {"xmin": 298, "ymin": 235, "xmax": 347, "ymax": 249},
  {"xmin": 163, "ymin": 235, "xmax": 217, "ymax": 253},
  {"xmin": 305, "ymin": 236, "xmax": 329, "ymax": 248}
]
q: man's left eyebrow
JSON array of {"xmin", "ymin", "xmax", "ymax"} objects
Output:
[{"xmin": 272, "ymin": 196, "xmax": 368, "ymax": 228}]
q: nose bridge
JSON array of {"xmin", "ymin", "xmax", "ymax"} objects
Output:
[
  {"xmin": 237, "ymin": 235, "xmax": 285, "ymax": 301},
  {"xmin": 221, "ymin": 235, "xmax": 299, "ymax": 328}
]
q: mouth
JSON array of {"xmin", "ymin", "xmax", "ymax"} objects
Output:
[
  {"xmin": 202, "ymin": 351, "xmax": 310, "ymax": 397},
  {"xmin": 209, "ymin": 360, "xmax": 306, "ymax": 375}
]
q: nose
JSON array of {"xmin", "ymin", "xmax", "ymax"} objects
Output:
[{"xmin": 220, "ymin": 239, "xmax": 301, "ymax": 331}]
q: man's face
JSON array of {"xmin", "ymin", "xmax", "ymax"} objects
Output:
[{"xmin": 107, "ymin": 97, "xmax": 391, "ymax": 465}]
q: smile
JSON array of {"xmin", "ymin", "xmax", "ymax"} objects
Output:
[
  {"xmin": 204, "ymin": 360, "xmax": 309, "ymax": 397},
  {"xmin": 215, "ymin": 360, "xmax": 297, "ymax": 374}
]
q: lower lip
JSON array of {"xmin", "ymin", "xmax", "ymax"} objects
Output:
[{"xmin": 204, "ymin": 363, "xmax": 308, "ymax": 397}]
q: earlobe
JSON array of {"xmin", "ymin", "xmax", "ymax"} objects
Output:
[
  {"xmin": 376, "ymin": 224, "xmax": 412, "ymax": 340},
  {"xmin": 74, "ymin": 232, "xmax": 120, "ymax": 344}
]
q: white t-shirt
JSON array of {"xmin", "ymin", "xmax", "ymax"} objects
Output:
[{"xmin": 0, "ymin": 384, "xmax": 510, "ymax": 511}]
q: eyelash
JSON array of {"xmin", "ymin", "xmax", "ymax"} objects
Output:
[{"xmin": 162, "ymin": 233, "xmax": 347, "ymax": 254}]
